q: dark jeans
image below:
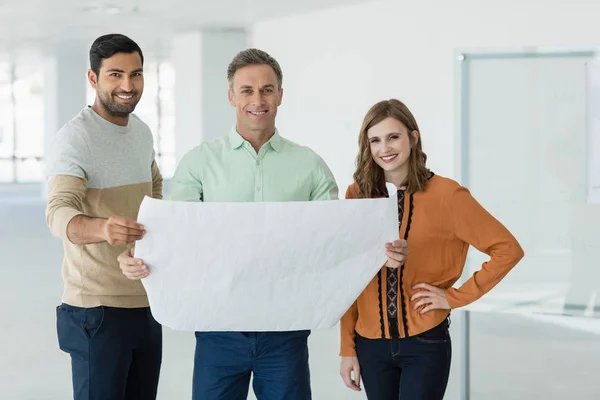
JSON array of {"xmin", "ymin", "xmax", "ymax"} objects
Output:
[
  {"xmin": 356, "ymin": 318, "xmax": 452, "ymax": 400},
  {"xmin": 56, "ymin": 303, "xmax": 162, "ymax": 400},
  {"xmin": 192, "ymin": 330, "xmax": 312, "ymax": 400}
]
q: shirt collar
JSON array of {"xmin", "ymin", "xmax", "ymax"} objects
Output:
[
  {"xmin": 268, "ymin": 129, "xmax": 282, "ymax": 152},
  {"xmin": 228, "ymin": 127, "xmax": 245, "ymax": 150},
  {"xmin": 228, "ymin": 127, "xmax": 282, "ymax": 152}
]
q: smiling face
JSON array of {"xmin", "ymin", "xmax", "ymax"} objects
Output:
[
  {"xmin": 354, "ymin": 99, "xmax": 429, "ymax": 197},
  {"xmin": 367, "ymin": 116, "xmax": 417, "ymax": 175},
  {"xmin": 88, "ymin": 51, "xmax": 144, "ymax": 121},
  {"xmin": 228, "ymin": 64, "xmax": 283, "ymax": 137}
]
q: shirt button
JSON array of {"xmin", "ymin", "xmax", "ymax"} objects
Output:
[
  {"xmin": 256, "ymin": 187, "xmax": 261, "ymax": 192},
  {"xmin": 256, "ymin": 160, "xmax": 260, "ymax": 166}
]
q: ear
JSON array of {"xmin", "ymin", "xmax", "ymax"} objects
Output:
[
  {"xmin": 87, "ymin": 69, "xmax": 98, "ymax": 89},
  {"xmin": 278, "ymin": 87, "xmax": 284, "ymax": 106},
  {"xmin": 410, "ymin": 130, "xmax": 420, "ymax": 147},
  {"xmin": 228, "ymin": 89, "xmax": 235, "ymax": 107}
]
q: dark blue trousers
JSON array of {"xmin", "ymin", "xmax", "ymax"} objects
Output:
[
  {"xmin": 356, "ymin": 318, "xmax": 452, "ymax": 400},
  {"xmin": 192, "ymin": 330, "xmax": 312, "ymax": 400},
  {"xmin": 56, "ymin": 303, "xmax": 162, "ymax": 400}
]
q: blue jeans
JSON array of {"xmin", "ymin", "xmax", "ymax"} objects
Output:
[
  {"xmin": 56, "ymin": 303, "xmax": 162, "ymax": 400},
  {"xmin": 356, "ymin": 318, "xmax": 452, "ymax": 400},
  {"xmin": 192, "ymin": 331, "xmax": 312, "ymax": 400}
]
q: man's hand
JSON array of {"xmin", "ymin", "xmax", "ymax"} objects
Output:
[
  {"xmin": 118, "ymin": 248, "xmax": 149, "ymax": 280},
  {"xmin": 410, "ymin": 283, "xmax": 451, "ymax": 314},
  {"xmin": 103, "ymin": 216, "xmax": 145, "ymax": 246},
  {"xmin": 340, "ymin": 356, "xmax": 361, "ymax": 391},
  {"xmin": 385, "ymin": 239, "xmax": 408, "ymax": 269}
]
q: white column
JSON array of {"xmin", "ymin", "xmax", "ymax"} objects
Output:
[
  {"xmin": 42, "ymin": 40, "xmax": 88, "ymax": 196},
  {"xmin": 172, "ymin": 29, "xmax": 247, "ymax": 163}
]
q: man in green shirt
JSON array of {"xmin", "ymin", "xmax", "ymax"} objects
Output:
[{"xmin": 118, "ymin": 48, "xmax": 408, "ymax": 399}]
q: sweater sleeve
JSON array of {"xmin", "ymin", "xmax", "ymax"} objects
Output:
[
  {"xmin": 45, "ymin": 176, "xmax": 86, "ymax": 241},
  {"xmin": 44, "ymin": 126, "xmax": 91, "ymax": 242},
  {"xmin": 151, "ymin": 160, "xmax": 163, "ymax": 199},
  {"xmin": 445, "ymin": 185, "xmax": 525, "ymax": 309}
]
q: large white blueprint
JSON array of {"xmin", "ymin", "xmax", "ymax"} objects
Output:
[{"xmin": 135, "ymin": 184, "xmax": 399, "ymax": 332}]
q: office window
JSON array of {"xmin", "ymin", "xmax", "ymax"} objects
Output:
[
  {"xmin": 0, "ymin": 57, "xmax": 44, "ymax": 183},
  {"xmin": 134, "ymin": 61, "xmax": 177, "ymax": 178},
  {"xmin": 0, "ymin": 61, "xmax": 13, "ymax": 182},
  {"xmin": 156, "ymin": 62, "xmax": 176, "ymax": 178}
]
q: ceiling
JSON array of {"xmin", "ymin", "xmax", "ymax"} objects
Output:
[{"xmin": 0, "ymin": 0, "xmax": 372, "ymax": 56}]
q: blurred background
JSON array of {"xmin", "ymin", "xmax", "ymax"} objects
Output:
[{"xmin": 1, "ymin": 0, "xmax": 600, "ymax": 398}]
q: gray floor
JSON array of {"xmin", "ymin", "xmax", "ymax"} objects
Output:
[{"xmin": 2, "ymin": 191, "xmax": 600, "ymax": 399}]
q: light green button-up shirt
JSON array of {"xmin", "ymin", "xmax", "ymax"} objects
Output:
[{"xmin": 167, "ymin": 127, "xmax": 339, "ymax": 203}]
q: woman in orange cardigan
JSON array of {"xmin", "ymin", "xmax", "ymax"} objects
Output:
[{"xmin": 339, "ymin": 99, "xmax": 524, "ymax": 399}]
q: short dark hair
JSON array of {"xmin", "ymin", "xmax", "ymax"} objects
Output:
[
  {"xmin": 227, "ymin": 48, "xmax": 283, "ymax": 89},
  {"xmin": 89, "ymin": 33, "xmax": 144, "ymax": 75}
]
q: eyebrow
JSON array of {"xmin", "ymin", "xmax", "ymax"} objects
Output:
[
  {"xmin": 105, "ymin": 68, "xmax": 143, "ymax": 74},
  {"xmin": 239, "ymin": 84, "xmax": 275, "ymax": 90},
  {"xmin": 370, "ymin": 132, "xmax": 403, "ymax": 139}
]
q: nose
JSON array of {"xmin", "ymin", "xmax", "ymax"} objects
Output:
[
  {"xmin": 250, "ymin": 91, "xmax": 265, "ymax": 106},
  {"xmin": 120, "ymin": 77, "xmax": 134, "ymax": 92},
  {"xmin": 382, "ymin": 140, "xmax": 392, "ymax": 153}
]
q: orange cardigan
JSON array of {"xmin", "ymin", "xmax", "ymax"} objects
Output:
[{"xmin": 339, "ymin": 174, "xmax": 524, "ymax": 356}]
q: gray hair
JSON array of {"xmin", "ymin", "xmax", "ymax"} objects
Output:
[{"xmin": 227, "ymin": 48, "xmax": 283, "ymax": 89}]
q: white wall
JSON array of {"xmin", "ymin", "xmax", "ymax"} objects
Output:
[
  {"xmin": 251, "ymin": 0, "xmax": 600, "ymax": 191},
  {"xmin": 173, "ymin": 29, "xmax": 248, "ymax": 163}
]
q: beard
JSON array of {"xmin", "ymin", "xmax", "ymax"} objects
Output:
[{"xmin": 97, "ymin": 88, "xmax": 141, "ymax": 118}]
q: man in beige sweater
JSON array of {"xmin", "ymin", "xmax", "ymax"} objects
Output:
[{"xmin": 45, "ymin": 33, "xmax": 163, "ymax": 400}]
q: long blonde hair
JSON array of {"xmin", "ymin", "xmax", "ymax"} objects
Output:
[{"xmin": 353, "ymin": 99, "xmax": 429, "ymax": 198}]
